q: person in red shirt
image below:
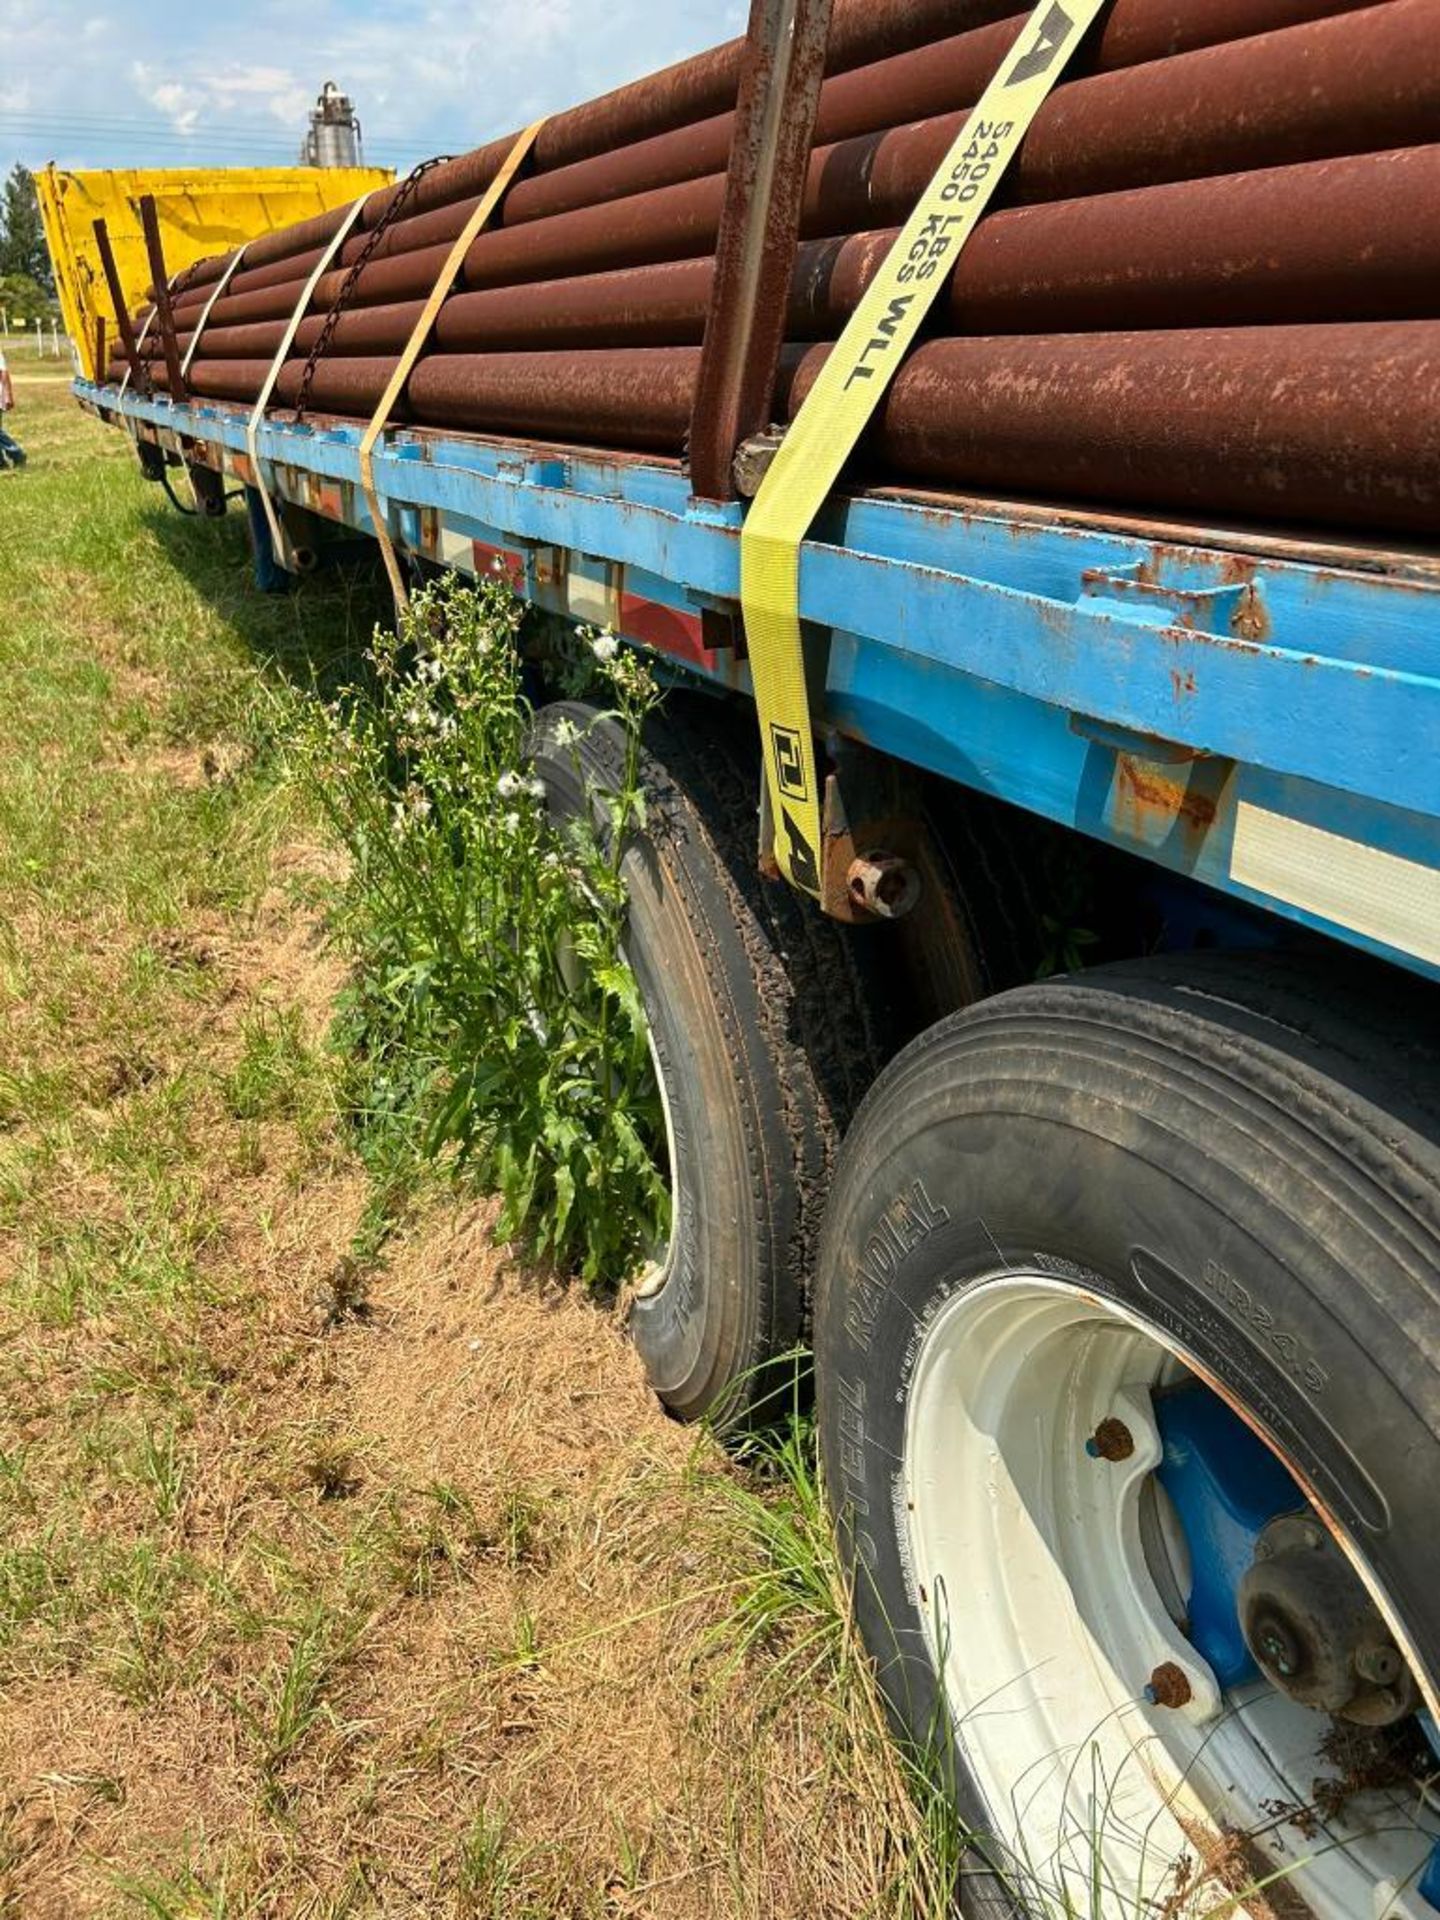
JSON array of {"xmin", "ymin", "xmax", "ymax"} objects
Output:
[{"xmin": 0, "ymin": 350, "xmax": 27, "ymax": 470}]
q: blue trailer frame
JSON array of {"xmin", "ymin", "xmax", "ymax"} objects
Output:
[{"xmin": 80, "ymin": 377, "xmax": 1440, "ymax": 984}]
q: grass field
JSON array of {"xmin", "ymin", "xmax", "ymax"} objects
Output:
[{"xmin": 0, "ymin": 364, "xmax": 943, "ymax": 1918}]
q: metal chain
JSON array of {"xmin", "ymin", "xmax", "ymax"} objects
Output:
[{"xmin": 291, "ymin": 154, "xmax": 454, "ymax": 421}]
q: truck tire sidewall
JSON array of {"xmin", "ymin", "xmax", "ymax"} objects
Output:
[
  {"xmin": 529, "ymin": 703, "xmax": 810, "ymax": 1426},
  {"xmin": 816, "ymin": 986, "xmax": 1440, "ymax": 1901}
]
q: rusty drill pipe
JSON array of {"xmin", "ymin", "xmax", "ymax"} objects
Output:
[
  {"xmin": 343, "ymin": 0, "xmax": 1440, "ymax": 280},
  {"xmin": 176, "ymin": 0, "xmax": 1028, "ymax": 293},
  {"xmin": 358, "ymin": 1, "xmax": 1019, "ymax": 241},
  {"xmin": 175, "ymin": 244, "xmax": 456, "ymax": 333},
  {"xmin": 145, "ymin": 139, "xmax": 1440, "ymax": 373},
  {"xmin": 166, "ymin": 261, "xmax": 719, "ymax": 363},
  {"xmin": 263, "ymin": 0, "xmax": 1431, "ymax": 305},
  {"xmin": 173, "ymin": 238, "xmax": 440, "ymax": 320},
  {"xmin": 144, "ymin": 325, "xmax": 1440, "ymax": 537},
  {"xmin": 152, "ymin": 349, "xmax": 701, "ymax": 454},
  {"xmin": 779, "ymin": 321, "xmax": 1440, "ymax": 536},
  {"xmin": 802, "ymin": 0, "xmax": 1440, "ymax": 234},
  {"xmin": 180, "ymin": 0, "xmax": 1389, "ymax": 295},
  {"xmin": 173, "ymin": 244, "xmax": 328, "ymax": 311},
  {"xmin": 514, "ymin": 0, "xmax": 1022, "ymax": 172},
  {"xmin": 404, "ymin": 350, "xmax": 700, "ymax": 451},
  {"xmin": 491, "ymin": 0, "xmax": 1391, "ymax": 232},
  {"xmin": 173, "ymin": 0, "xmax": 1431, "ymax": 315},
  {"xmin": 169, "ymin": 145, "xmax": 1440, "ymax": 371},
  {"xmin": 803, "ymin": 144, "xmax": 1440, "ymax": 336},
  {"xmin": 1004, "ymin": 0, "xmax": 1440, "ymax": 205},
  {"xmin": 168, "ymin": 280, "xmax": 325, "ymax": 331}
]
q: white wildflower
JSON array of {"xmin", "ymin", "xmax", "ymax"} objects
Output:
[
  {"xmin": 496, "ymin": 770, "xmax": 524, "ymax": 799},
  {"xmin": 591, "ymin": 631, "xmax": 620, "ymax": 664},
  {"xmin": 503, "ymin": 810, "xmax": 521, "ymax": 833},
  {"xmin": 554, "ymin": 716, "xmax": 580, "ymax": 747},
  {"xmin": 525, "ymin": 776, "xmax": 546, "ymax": 800}
]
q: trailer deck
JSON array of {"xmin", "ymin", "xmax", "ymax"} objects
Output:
[{"xmin": 83, "ymin": 376, "xmax": 1440, "ymax": 982}]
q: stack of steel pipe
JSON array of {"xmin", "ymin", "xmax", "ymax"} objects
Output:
[{"xmin": 111, "ymin": 0, "xmax": 1440, "ymax": 536}]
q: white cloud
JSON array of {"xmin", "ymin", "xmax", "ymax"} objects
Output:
[{"xmin": 206, "ymin": 65, "xmax": 311, "ymax": 127}]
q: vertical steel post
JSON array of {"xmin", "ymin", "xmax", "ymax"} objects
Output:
[
  {"xmin": 92, "ymin": 218, "xmax": 145, "ymax": 391},
  {"xmin": 94, "ymin": 316, "xmax": 106, "ymax": 380},
  {"xmin": 138, "ymin": 195, "xmax": 187, "ymax": 401},
  {"xmin": 688, "ymin": 0, "xmax": 833, "ymax": 501}
]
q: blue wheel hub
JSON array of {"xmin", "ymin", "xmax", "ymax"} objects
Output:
[
  {"xmin": 1153, "ymin": 1383, "xmax": 1302, "ymax": 1689},
  {"xmin": 1153, "ymin": 1382, "xmax": 1440, "ymax": 1909}
]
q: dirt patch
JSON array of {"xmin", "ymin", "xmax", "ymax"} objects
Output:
[
  {"xmin": 1, "ymin": 1170, "xmax": 900, "ymax": 1918},
  {"xmin": 0, "ymin": 831, "xmax": 905, "ymax": 1920}
]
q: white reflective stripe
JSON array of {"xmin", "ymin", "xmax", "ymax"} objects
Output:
[
  {"xmin": 1231, "ymin": 802, "xmax": 1440, "ymax": 967},
  {"xmin": 436, "ymin": 525, "xmax": 473, "ymax": 571},
  {"xmin": 246, "ymin": 192, "xmax": 373, "ymax": 566},
  {"xmin": 181, "ymin": 245, "xmax": 250, "ymax": 379},
  {"xmin": 566, "ymin": 557, "xmax": 619, "ymax": 629}
]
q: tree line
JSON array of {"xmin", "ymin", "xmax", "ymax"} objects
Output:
[{"xmin": 1, "ymin": 164, "xmax": 59, "ymax": 327}]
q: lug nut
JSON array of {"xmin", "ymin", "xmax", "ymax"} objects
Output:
[
  {"xmin": 1085, "ymin": 1417, "xmax": 1135, "ymax": 1462},
  {"xmin": 846, "ymin": 853, "xmax": 921, "ymax": 921},
  {"xmin": 1255, "ymin": 1617, "xmax": 1304, "ymax": 1679},
  {"xmin": 1144, "ymin": 1662, "xmax": 1193, "ymax": 1710},
  {"xmin": 1354, "ymin": 1641, "xmax": 1403, "ymax": 1687}
]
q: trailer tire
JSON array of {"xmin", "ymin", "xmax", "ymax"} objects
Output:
[
  {"xmin": 529, "ymin": 696, "xmax": 891, "ymax": 1428},
  {"xmin": 816, "ymin": 953, "xmax": 1440, "ymax": 1913}
]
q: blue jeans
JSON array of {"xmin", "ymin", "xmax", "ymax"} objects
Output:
[{"xmin": 0, "ymin": 426, "xmax": 25, "ymax": 468}]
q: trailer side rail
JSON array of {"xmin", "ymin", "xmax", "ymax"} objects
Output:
[{"xmin": 83, "ymin": 377, "xmax": 1440, "ymax": 983}]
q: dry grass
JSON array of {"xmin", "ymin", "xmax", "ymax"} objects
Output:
[{"xmin": 0, "ymin": 363, "xmax": 934, "ymax": 1918}]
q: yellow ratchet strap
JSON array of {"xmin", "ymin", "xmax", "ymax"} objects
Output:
[
  {"xmin": 181, "ymin": 243, "xmax": 250, "ymax": 380},
  {"xmin": 739, "ymin": 0, "xmax": 1108, "ymax": 897},
  {"xmin": 247, "ymin": 191, "xmax": 373, "ymax": 568},
  {"xmin": 360, "ymin": 118, "xmax": 548, "ymax": 611}
]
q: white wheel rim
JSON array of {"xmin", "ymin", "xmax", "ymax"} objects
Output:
[
  {"xmin": 904, "ymin": 1273, "xmax": 1439, "ymax": 1918},
  {"xmin": 554, "ymin": 927, "xmax": 675, "ymax": 1292},
  {"xmin": 630, "ymin": 1015, "xmax": 678, "ymax": 1297}
]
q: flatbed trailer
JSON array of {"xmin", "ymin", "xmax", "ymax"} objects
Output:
[
  {"xmin": 61, "ymin": 1, "xmax": 1440, "ymax": 1910},
  {"xmin": 75, "ymin": 352, "xmax": 1440, "ymax": 1918}
]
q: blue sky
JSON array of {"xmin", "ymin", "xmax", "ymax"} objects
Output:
[{"xmin": 1, "ymin": 0, "xmax": 746, "ymax": 177}]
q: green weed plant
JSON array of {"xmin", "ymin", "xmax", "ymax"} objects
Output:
[{"xmin": 289, "ymin": 572, "xmax": 669, "ymax": 1284}]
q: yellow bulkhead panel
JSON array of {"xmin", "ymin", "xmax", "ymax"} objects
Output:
[{"xmin": 36, "ymin": 164, "xmax": 395, "ymax": 381}]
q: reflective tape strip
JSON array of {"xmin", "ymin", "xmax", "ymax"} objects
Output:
[
  {"xmin": 739, "ymin": 0, "xmax": 1108, "ymax": 896},
  {"xmin": 1231, "ymin": 804, "xmax": 1440, "ymax": 968},
  {"xmin": 246, "ymin": 192, "xmax": 373, "ymax": 568},
  {"xmin": 359, "ymin": 118, "xmax": 547, "ymax": 611},
  {"xmin": 181, "ymin": 244, "xmax": 250, "ymax": 379}
]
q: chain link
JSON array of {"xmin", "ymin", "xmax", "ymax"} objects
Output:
[{"xmin": 291, "ymin": 155, "xmax": 454, "ymax": 421}]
